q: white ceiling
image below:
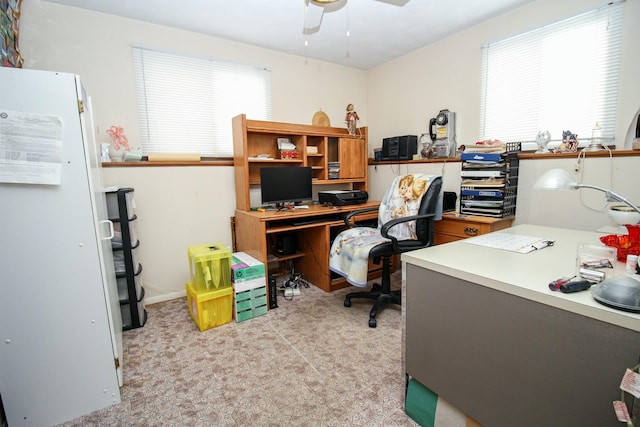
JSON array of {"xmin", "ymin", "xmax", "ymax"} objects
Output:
[{"xmin": 45, "ymin": 0, "xmax": 534, "ymax": 70}]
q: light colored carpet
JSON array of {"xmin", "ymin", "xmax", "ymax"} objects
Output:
[{"xmin": 60, "ymin": 270, "xmax": 418, "ymax": 426}]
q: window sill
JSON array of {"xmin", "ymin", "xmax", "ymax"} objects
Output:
[
  {"xmin": 518, "ymin": 149, "xmax": 640, "ymax": 159},
  {"xmin": 368, "ymin": 157, "xmax": 461, "ymax": 165},
  {"xmin": 102, "ymin": 159, "xmax": 234, "ymax": 167},
  {"xmin": 369, "ymin": 149, "xmax": 640, "ymax": 165}
]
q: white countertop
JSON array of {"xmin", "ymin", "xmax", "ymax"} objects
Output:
[{"xmin": 402, "ymin": 224, "xmax": 640, "ymax": 331}]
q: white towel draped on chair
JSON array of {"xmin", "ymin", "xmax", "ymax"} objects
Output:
[
  {"xmin": 329, "ymin": 228, "xmax": 388, "ymax": 287},
  {"xmin": 329, "ymin": 174, "xmax": 440, "ymax": 287}
]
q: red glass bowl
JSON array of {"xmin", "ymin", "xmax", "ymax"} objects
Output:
[{"xmin": 600, "ymin": 224, "xmax": 640, "ymax": 262}]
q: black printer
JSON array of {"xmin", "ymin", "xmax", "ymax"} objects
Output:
[{"xmin": 318, "ymin": 190, "xmax": 368, "ymax": 206}]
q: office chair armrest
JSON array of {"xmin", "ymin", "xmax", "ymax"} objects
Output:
[
  {"xmin": 343, "ymin": 206, "xmax": 379, "ymax": 226},
  {"xmin": 380, "ymin": 212, "xmax": 437, "ymax": 250}
]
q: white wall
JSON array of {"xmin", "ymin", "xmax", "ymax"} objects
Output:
[
  {"xmin": 369, "ymin": 155, "xmax": 640, "ymax": 231},
  {"xmin": 19, "ymin": 1, "xmax": 369, "ymax": 141},
  {"xmin": 19, "ymin": 0, "xmax": 367, "ymax": 303},
  {"xmin": 367, "ymin": 0, "xmax": 640, "ymax": 231},
  {"xmin": 367, "ymin": 0, "xmax": 640, "ymax": 149},
  {"xmin": 17, "ymin": 0, "xmax": 640, "ymax": 303}
]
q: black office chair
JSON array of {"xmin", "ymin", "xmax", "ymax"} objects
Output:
[{"xmin": 329, "ymin": 174, "xmax": 443, "ymax": 327}]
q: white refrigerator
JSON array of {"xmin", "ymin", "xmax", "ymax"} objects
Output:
[{"xmin": 0, "ymin": 68, "xmax": 122, "ymax": 425}]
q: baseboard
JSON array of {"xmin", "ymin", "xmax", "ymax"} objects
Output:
[{"xmin": 144, "ymin": 290, "xmax": 186, "ymax": 305}]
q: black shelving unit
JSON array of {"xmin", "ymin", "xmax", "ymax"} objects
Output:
[
  {"xmin": 459, "ymin": 142, "xmax": 520, "ymax": 218},
  {"xmin": 107, "ymin": 187, "xmax": 147, "ymax": 330}
]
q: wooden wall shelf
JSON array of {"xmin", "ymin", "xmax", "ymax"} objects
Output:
[{"xmin": 232, "ymin": 114, "xmax": 368, "ymax": 211}]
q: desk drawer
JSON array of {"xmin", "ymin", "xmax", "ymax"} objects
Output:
[
  {"xmin": 434, "ymin": 215, "xmax": 513, "ymax": 244},
  {"xmin": 435, "ymin": 220, "xmax": 486, "ymax": 238}
]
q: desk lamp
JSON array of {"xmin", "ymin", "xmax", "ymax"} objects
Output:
[
  {"xmin": 535, "ymin": 168, "xmax": 640, "ymax": 313},
  {"xmin": 534, "ymin": 168, "xmax": 640, "ymax": 215}
]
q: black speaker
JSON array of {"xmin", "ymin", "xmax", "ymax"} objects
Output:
[
  {"xmin": 268, "ymin": 274, "xmax": 278, "ymax": 309},
  {"xmin": 382, "ymin": 135, "xmax": 418, "ymax": 160},
  {"xmin": 443, "ymin": 191, "xmax": 457, "ymax": 212},
  {"xmin": 275, "ymin": 233, "xmax": 296, "ymax": 255}
]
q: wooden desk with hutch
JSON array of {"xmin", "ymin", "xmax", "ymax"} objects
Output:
[
  {"xmin": 232, "ymin": 114, "xmax": 378, "ymax": 293},
  {"xmin": 234, "ymin": 204, "xmax": 380, "ymax": 292}
]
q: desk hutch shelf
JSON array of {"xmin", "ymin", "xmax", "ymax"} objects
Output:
[{"xmin": 232, "ymin": 114, "xmax": 368, "ymax": 211}]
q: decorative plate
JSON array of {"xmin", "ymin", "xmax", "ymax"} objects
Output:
[{"xmin": 312, "ymin": 111, "xmax": 330, "ymax": 127}]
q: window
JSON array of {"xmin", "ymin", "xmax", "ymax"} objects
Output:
[
  {"xmin": 132, "ymin": 46, "xmax": 272, "ymax": 158},
  {"xmin": 480, "ymin": 2, "xmax": 623, "ymax": 146}
]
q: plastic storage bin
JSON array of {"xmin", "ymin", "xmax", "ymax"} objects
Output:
[
  {"xmin": 186, "ymin": 281, "xmax": 233, "ymax": 331},
  {"xmin": 188, "ymin": 243, "xmax": 232, "ymax": 292}
]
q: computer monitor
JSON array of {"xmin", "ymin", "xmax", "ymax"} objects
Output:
[{"xmin": 260, "ymin": 166, "xmax": 312, "ymax": 208}]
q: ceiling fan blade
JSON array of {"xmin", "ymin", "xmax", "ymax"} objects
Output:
[
  {"xmin": 303, "ymin": 0, "xmax": 324, "ymax": 35},
  {"xmin": 313, "ymin": 0, "xmax": 347, "ymax": 12},
  {"xmin": 374, "ymin": 0, "xmax": 410, "ymax": 6}
]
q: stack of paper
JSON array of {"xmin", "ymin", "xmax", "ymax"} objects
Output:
[{"xmin": 328, "ymin": 161, "xmax": 340, "ymax": 179}]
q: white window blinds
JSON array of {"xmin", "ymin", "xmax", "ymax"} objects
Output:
[
  {"xmin": 480, "ymin": 2, "xmax": 623, "ymax": 145},
  {"xmin": 132, "ymin": 46, "xmax": 272, "ymax": 157}
]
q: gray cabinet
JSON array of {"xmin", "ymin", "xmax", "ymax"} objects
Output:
[{"xmin": 0, "ymin": 67, "xmax": 122, "ymax": 426}]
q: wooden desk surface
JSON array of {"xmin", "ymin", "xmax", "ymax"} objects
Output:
[
  {"xmin": 438, "ymin": 211, "xmax": 513, "ymax": 224},
  {"xmin": 233, "ymin": 201, "xmax": 381, "ymax": 293},
  {"xmin": 241, "ymin": 201, "xmax": 380, "ymax": 222}
]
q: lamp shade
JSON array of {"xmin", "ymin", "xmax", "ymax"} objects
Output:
[{"xmin": 534, "ymin": 168, "xmax": 578, "ymax": 191}]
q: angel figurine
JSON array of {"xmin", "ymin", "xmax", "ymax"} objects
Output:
[
  {"xmin": 535, "ymin": 130, "xmax": 551, "ymax": 153},
  {"xmin": 345, "ymin": 103, "xmax": 360, "ymax": 136}
]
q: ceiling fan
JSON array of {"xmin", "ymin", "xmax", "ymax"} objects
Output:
[{"xmin": 303, "ymin": 0, "xmax": 410, "ymax": 35}]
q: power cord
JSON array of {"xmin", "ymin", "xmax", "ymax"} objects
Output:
[
  {"xmin": 278, "ymin": 260, "xmax": 309, "ymax": 300},
  {"xmin": 575, "ymin": 146, "xmax": 614, "ymax": 213}
]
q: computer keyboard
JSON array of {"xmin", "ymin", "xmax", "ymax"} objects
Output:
[{"xmin": 291, "ymin": 216, "xmax": 343, "ymax": 226}]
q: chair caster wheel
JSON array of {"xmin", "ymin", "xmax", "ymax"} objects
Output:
[
  {"xmin": 344, "ymin": 299, "xmax": 351, "ymax": 307},
  {"xmin": 369, "ymin": 318, "xmax": 377, "ymax": 328}
]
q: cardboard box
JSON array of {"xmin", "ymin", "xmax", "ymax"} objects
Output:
[
  {"xmin": 233, "ymin": 277, "xmax": 267, "ymax": 294},
  {"xmin": 234, "ymin": 286, "xmax": 268, "ymax": 322},
  {"xmin": 231, "ymin": 252, "xmax": 265, "ymax": 283},
  {"xmin": 235, "ymin": 305, "xmax": 268, "ymax": 322}
]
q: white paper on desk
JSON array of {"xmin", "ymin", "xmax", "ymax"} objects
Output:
[
  {"xmin": 277, "ymin": 140, "xmax": 296, "ymax": 150},
  {"xmin": 464, "ymin": 233, "xmax": 553, "ymax": 254}
]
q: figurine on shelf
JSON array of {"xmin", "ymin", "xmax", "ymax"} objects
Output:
[
  {"xmin": 565, "ymin": 130, "xmax": 579, "ymax": 152},
  {"xmin": 535, "ymin": 130, "xmax": 551, "ymax": 153},
  {"xmin": 345, "ymin": 103, "xmax": 360, "ymax": 136},
  {"xmin": 553, "ymin": 130, "xmax": 578, "ymax": 153}
]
